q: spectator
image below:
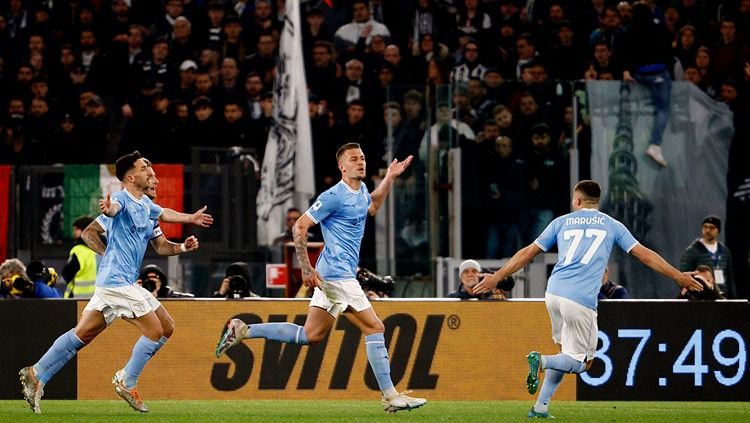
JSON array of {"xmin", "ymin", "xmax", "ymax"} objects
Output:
[
  {"xmin": 220, "ymin": 14, "xmax": 248, "ymax": 61},
  {"xmin": 307, "ymin": 40, "xmax": 339, "ymax": 104},
  {"xmin": 410, "ymin": 0, "xmax": 454, "ymax": 48},
  {"xmin": 548, "ymin": 20, "xmax": 585, "ymax": 81},
  {"xmin": 242, "ymin": 31, "xmax": 277, "ymax": 86},
  {"xmin": 484, "ymin": 135, "xmax": 525, "ymax": 258},
  {"xmin": 243, "ymin": 0, "xmax": 281, "ymax": 53},
  {"xmin": 677, "ymin": 264, "xmax": 725, "ymax": 300},
  {"xmin": 302, "ymin": 7, "xmax": 332, "ymax": 63},
  {"xmin": 451, "ymin": 38, "xmax": 486, "ymax": 84},
  {"xmin": 680, "ymin": 215, "xmax": 735, "ymax": 298},
  {"xmin": 447, "ymin": 259, "xmax": 513, "ymax": 299},
  {"xmin": 150, "ymin": 0, "xmax": 185, "ymax": 39},
  {"xmin": 47, "ymin": 113, "xmax": 82, "ymax": 164},
  {"xmin": 617, "ymin": 3, "xmax": 673, "ymax": 167},
  {"xmin": 334, "ymin": 0, "xmax": 391, "ymax": 58},
  {"xmin": 173, "ymin": 59, "xmax": 198, "ymax": 101},
  {"xmin": 168, "ymin": 16, "xmax": 197, "ymax": 67},
  {"xmin": 201, "ymin": 0, "xmax": 226, "ymax": 47},
  {"xmin": 215, "ymin": 57, "xmax": 243, "ymax": 106},
  {"xmin": 520, "ymin": 123, "xmax": 560, "ymax": 244},
  {"xmin": 598, "ymin": 266, "xmax": 628, "ymax": 299},
  {"xmin": 332, "ymin": 59, "xmax": 371, "ymax": 117}
]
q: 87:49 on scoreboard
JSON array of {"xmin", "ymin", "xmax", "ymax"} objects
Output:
[{"xmin": 577, "ymin": 301, "xmax": 750, "ymax": 401}]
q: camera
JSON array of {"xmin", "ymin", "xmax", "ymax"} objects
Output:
[
  {"xmin": 1, "ymin": 274, "xmax": 33, "ymax": 297},
  {"xmin": 356, "ymin": 268, "xmax": 395, "ymax": 296},
  {"xmin": 227, "ymin": 274, "xmax": 248, "ymax": 294},
  {"xmin": 141, "ymin": 276, "xmax": 158, "ymax": 294}
]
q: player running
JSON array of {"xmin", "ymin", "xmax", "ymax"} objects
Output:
[
  {"xmin": 473, "ymin": 180, "xmax": 702, "ymax": 418},
  {"xmin": 19, "ymin": 152, "xmax": 212, "ymax": 414},
  {"xmin": 216, "ymin": 143, "xmax": 426, "ymax": 413}
]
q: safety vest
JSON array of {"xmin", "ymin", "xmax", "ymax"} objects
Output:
[{"xmin": 65, "ymin": 244, "xmax": 98, "ymax": 298}]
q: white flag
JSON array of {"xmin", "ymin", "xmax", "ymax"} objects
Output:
[{"xmin": 256, "ymin": 0, "xmax": 315, "ymax": 247}]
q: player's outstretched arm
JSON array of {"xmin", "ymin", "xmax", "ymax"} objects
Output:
[
  {"xmin": 368, "ymin": 155, "xmax": 413, "ymax": 216},
  {"xmin": 293, "ymin": 213, "xmax": 324, "ymax": 289},
  {"xmin": 158, "ymin": 205, "xmax": 214, "ymax": 227},
  {"xmin": 473, "ymin": 243, "xmax": 542, "ymax": 294},
  {"xmin": 630, "ymin": 244, "xmax": 703, "ymax": 292},
  {"xmin": 81, "ymin": 220, "xmax": 107, "ymax": 255},
  {"xmin": 150, "ymin": 235, "xmax": 200, "ymax": 256}
]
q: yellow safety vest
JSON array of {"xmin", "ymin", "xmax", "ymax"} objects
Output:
[{"xmin": 65, "ymin": 244, "xmax": 98, "ymax": 298}]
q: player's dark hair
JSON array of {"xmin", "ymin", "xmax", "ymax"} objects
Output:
[
  {"xmin": 115, "ymin": 150, "xmax": 143, "ymax": 181},
  {"xmin": 336, "ymin": 143, "xmax": 361, "ymax": 162},
  {"xmin": 574, "ymin": 180, "xmax": 601, "ymax": 203}
]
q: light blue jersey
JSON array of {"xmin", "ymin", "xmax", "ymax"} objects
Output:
[
  {"xmin": 96, "ymin": 190, "xmax": 163, "ymax": 287},
  {"xmin": 534, "ymin": 208, "xmax": 639, "ymax": 310},
  {"xmin": 305, "ymin": 180, "xmax": 371, "ymax": 281}
]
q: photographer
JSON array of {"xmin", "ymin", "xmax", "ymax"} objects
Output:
[
  {"xmin": 1, "ymin": 258, "xmax": 62, "ymax": 299},
  {"xmin": 448, "ymin": 259, "xmax": 514, "ymax": 300},
  {"xmin": 356, "ymin": 267, "xmax": 396, "ymax": 300},
  {"xmin": 678, "ymin": 265, "xmax": 725, "ymax": 300},
  {"xmin": 137, "ymin": 264, "xmax": 194, "ymax": 298},
  {"xmin": 214, "ymin": 262, "xmax": 259, "ymax": 298}
]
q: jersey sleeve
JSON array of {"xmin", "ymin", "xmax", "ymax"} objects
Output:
[
  {"xmin": 95, "ymin": 214, "xmax": 110, "ymax": 233},
  {"xmin": 305, "ymin": 191, "xmax": 340, "ymax": 224},
  {"xmin": 533, "ymin": 217, "xmax": 561, "ymax": 252},
  {"xmin": 146, "ymin": 198, "xmax": 163, "ymax": 220},
  {"xmin": 109, "ymin": 191, "xmax": 126, "ymax": 216},
  {"xmin": 613, "ymin": 220, "xmax": 639, "ymax": 253}
]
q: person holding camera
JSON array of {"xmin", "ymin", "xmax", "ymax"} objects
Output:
[
  {"xmin": 448, "ymin": 259, "xmax": 514, "ymax": 300},
  {"xmin": 1, "ymin": 258, "xmax": 62, "ymax": 299},
  {"xmin": 677, "ymin": 265, "xmax": 725, "ymax": 300},
  {"xmin": 213, "ymin": 262, "xmax": 258, "ymax": 299},
  {"xmin": 20, "ymin": 153, "xmax": 212, "ymax": 414},
  {"xmin": 137, "ymin": 264, "xmax": 194, "ymax": 299},
  {"xmin": 216, "ymin": 143, "xmax": 426, "ymax": 413}
]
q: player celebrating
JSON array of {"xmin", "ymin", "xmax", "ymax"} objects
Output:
[
  {"xmin": 216, "ymin": 143, "xmax": 426, "ymax": 413},
  {"xmin": 473, "ymin": 180, "xmax": 702, "ymax": 418},
  {"xmin": 19, "ymin": 151, "xmax": 212, "ymax": 414}
]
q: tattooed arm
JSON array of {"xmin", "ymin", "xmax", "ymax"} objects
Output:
[
  {"xmin": 81, "ymin": 220, "xmax": 107, "ymax": 255},
  {"xmin": 292, "ymin": 213, "xmax": 323, "ymax": 289}
]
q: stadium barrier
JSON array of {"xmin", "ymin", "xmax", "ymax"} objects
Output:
[{"xmin": 1, "ymin": 299, "xmax": 747, "ymax": 401}]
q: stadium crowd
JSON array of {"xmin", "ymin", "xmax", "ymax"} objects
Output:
[{"xmin": 0, "ymin": 0, "xmax": 749, "ymax": 286}]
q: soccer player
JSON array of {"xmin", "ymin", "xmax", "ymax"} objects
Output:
[
  {"xmin": 473, "ymin": 180, "xmax": 702, "ymax": 418},
  {"xmin": 216, "ymin": 143, "xmax": 426, "ymax": 413},
  {"xmin": 19, "ymin": 152, "xmax": 212, "ymax": 414}
]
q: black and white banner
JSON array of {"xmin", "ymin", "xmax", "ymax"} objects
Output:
[{"xmin": 256, "ymin": 0, "xmax": 315, "ymax": 246}]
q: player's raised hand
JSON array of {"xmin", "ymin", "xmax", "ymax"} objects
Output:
[
  {"xmin": 190, "ymin": 205, "xmax": 214, "ymax": 227},
  {"xmin": 99, "ymin": 196, "xmax": 112, "ymax": 216},
  {"xmin": 472, "ymin": 273, "xmax": 497, "ymax": 295},
  {"xmin": 183, "ymin": 235, "xmax": 199, "ymax": 252},
  {"xmin": 301, "ymin": 266, "xmax": 324, "ymax": 290},
  {"xmin": 386, "ymin": 155, "xmax": 413, "ymax": 178}
]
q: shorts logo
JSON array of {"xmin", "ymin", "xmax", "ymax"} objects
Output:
[{"xmin": 311, "ymin": 201, "xmax": 323, "ymax": 211}]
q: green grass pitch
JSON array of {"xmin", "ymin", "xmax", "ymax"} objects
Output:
[{"xmin": 1, "ymin": 400, "xmax": 749, "ymax": 422}]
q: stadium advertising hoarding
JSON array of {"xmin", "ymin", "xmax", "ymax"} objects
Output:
[
  {"xmin": 75, "ymin": 300, "xmax": 572, "ymax": 401},
  {"xmin": 3, "ymin": 300, "xmax": 746, "ymax": 401}
]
